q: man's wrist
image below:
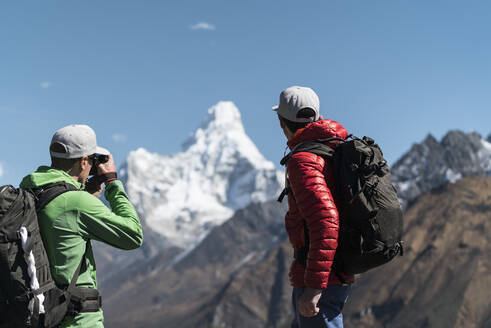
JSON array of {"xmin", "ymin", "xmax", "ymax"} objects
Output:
[
  {"xmin": 103, "ymin": 178, "xmax": 122, "ymax": 198},
  {"xmin": 100, "ymin": 171, "xmax": 118, "ymax": 184},
  {"xmin": 304, "ymin": 287, "xmax": 322, "ymax": 293},
  {"xmin": 303, "ymin": 287, "xmax": 322, "ymax": 297}
]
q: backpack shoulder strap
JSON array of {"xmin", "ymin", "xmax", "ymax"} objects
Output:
[
  {"xmin": 280, "ymin": 138, "xmax": 342, "ymax": 166},
  {"xmin": 277, "ymin": 138, "xmax": 343, "ymax": 203},
  {"xmin": 67, "ymin": 241, "xmax": 89, "ymax": 294},
  {"xmin": 33, "ymin": 181, "xmax": 80, "ymax": 211}
]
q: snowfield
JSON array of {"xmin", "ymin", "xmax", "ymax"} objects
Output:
[{"xmin": 120, "ymin": 101, "xmax": 284, "ymax": 247}]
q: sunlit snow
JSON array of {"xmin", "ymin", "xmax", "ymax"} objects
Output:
[{"xmin": 120, "ymin": 101, "xmax": 284, "ymax": 247}]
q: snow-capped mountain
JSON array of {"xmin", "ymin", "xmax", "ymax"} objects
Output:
[
  {"xmin": 392, "ymin": 130, "xmax": 491, "ymax": 209},
  {"xmin": 119, "ymin": 101, "xmax": 284, "ymax": 248}
]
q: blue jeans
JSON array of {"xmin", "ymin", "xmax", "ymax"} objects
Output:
[{"xmin": 291, "ymin": 285, "xmax": 351, "ymax": 328}]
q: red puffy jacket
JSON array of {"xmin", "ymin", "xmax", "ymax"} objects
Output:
[{"xmin": 285, "ymin": 119, "xmax": 355, "ymax": 289}]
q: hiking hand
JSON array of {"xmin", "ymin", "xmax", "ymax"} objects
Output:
[
  {"xmin": 97, "ymin": 154, "xmax": 117, "ymax": 176},
  {"xmin": 90, "ymin": 183, "xmax": 103, "ymax": 198},
  {"xmin": 297, "ymin": 287, "xmax": 322, "ymax": 317},
  {"xmin": 85, "ymin": 176, "xmax": 103, "ymax": 197}
]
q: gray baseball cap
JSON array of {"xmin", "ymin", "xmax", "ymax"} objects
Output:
[
  {"xmin": 272, "ymin": 86, "xmax": 320, "ymax": 123},
  {"xmin": 50, "ymin": 124, "xmax": 108, "ymax": 159}
]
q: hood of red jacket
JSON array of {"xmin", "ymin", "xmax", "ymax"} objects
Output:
[{"xmin": 287, "ymin": 119, "xmax": 348, "ymax": 150}]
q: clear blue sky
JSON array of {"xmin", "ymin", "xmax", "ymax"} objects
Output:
[{"xmin": 1, "ymin": 0, "xmax": 490, "ymax": 185}]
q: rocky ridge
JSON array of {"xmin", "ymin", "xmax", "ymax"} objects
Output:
[
  {"xmin": 100, "ymin": 200, "xmax": 288, "ymax": 328},
  {"xmin": 97, "ymin": 126, "xmax": 491, "ymax": 327},
  {"xmin": 344, "ymin": 176, "xmax": 491, "ymax": 328},
  {"xmin": 391, "ymin": 130, "xmax": 491, "ymax": 209},
  {"xmin": 101, "ymin": 176, "xmax": 491, "ymax": 328}
]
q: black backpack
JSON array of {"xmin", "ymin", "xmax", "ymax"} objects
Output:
[
  {"xmin": 0, "ymin": 182, "xmax": 101, "ymax": 328},
  {"xmin": 278, "ymin": 135, "xmax": 404, "ymax": 275}
]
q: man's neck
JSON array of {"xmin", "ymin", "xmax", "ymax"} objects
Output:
[
  {"xmin": 64, "ymin": 169, "xmax": 83, "ymax": 184},
  {"xmin": 282, "ymin": 126, "xmax": 294, "ymax": 140},
  {"xmin": 71, "ymin": 175, "xmax": 83, "ymax": 184}
]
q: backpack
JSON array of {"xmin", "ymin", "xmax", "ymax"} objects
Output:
[
  {"xmin": 0, "ymin": 182, "xmax": 101, "ymax": 328},
  {"xmin": 278, "ymin": 135, "xmax": 404, "ymax": 275}
]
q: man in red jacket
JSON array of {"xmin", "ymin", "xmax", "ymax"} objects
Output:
[{"xmin": 273, "ymin": 86, "xmax": 355, "ymax": 328}]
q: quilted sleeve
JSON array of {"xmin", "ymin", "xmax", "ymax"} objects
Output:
[{"xmin": 287, "ymin": 152, "xmax": 339, "ymax": 289}]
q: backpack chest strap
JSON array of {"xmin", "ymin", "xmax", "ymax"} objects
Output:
[{"xmin": 0, "ymin": 230, "xmax": 22, "ymax": 243}]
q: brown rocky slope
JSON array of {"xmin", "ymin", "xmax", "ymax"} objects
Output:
[
  {"xmin": 343, "ymin": 176, "xmax": 491, "ymax": 328},
  {"xmin": 101, "ymin": 176, "xmax": 490, "ymax": 328}
]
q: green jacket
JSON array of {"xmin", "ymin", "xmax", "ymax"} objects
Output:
[{"xmin": 20, "ymin": 166, "xmax": 143, "ymax": 328}]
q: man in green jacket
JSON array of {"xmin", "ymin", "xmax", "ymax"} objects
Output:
[{"xmin": 20, "ymin": 124, "xmax": 143, "ymax": 327}]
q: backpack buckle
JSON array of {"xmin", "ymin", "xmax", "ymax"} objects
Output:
[
  {"xmin": 349, "ymin": 163, "xmax": 359, "ymax": 172},
  {"xmin": 2, "ymin": 230, "xmax": 23, "ymax": 242},
  {"xmin": 277, "ymin": 187, "xmax": 290, "ymax": 203},
  {"xmin": 398, "ymin": 241, "xmax": 404, "ymax": 256}
]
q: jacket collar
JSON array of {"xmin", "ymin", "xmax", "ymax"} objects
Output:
[{"xmin": 287, "ymin": 119, "xmax": 348, "ymax": 150}]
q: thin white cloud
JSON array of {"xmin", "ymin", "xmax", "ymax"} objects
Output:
[
  {"xmin": 0, "ymin": 162, "xmax": 3, "ymax": 178},
  {"xmin": 40, "ymin": 82, "xmax": 53, "ymax": 89},
  {"xmin": 112, "ymin": 133, "xmax": 127, "ymax": 143},
  {"xmin": 189, "ymin": 22, "xmax": 216, "ymax": 31}
]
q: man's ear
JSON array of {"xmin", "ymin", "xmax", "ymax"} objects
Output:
[
  {"xmin": 278, "ymin": 115, "xmax": 285, "ymax": 128},
  {"xmin": 80, "ymin": 156, "xmax": 90, "ymax": 171},
  {"xmin": 66, "ymin": 157, "xmax": 83, "ymax": 176},
  {"xmin": 278, "ymin": 115, "xmax": 293, "ymax": 140}
]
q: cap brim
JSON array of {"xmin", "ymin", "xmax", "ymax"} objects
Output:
[
  {"xmin": 95, "ymin": 146, "xmax": 110, "ymax": 155},
  {"xmin": 272, "ymin": 105, "xmax": 279, "ymax": 111}
]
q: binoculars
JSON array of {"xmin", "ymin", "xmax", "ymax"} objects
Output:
[
  {"xmin": 89, "ymin": 153, "xmax": 110, "ymax": 176},
  {"xmin": 85, "ymin": 153, "xmax": 110, "ymax": 194}
]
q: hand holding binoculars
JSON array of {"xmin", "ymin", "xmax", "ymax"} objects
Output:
[
  {"xmin": 85, "ymin": 153, "xmax": 118, "ymax": 194},
  {"xmin": 89, "ymin": 154, "xmax": 110, "ymax": 176}
]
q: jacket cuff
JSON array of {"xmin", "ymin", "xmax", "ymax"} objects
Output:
[
  {"xmin": 104, "ymin": 179, "xmax": 124, "ymax": 198},
  {"xmin": 304, "ymin": 272, "xmax": 328, "ymax": 290}
]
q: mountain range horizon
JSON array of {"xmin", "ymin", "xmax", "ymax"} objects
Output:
[
  {"xmin": 92, "ymin": 100, "xmax": 490, "ymax": 327},
  {"xmin": 115, "ymin": 100, "xmax": 490, "ymax": 247}
]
